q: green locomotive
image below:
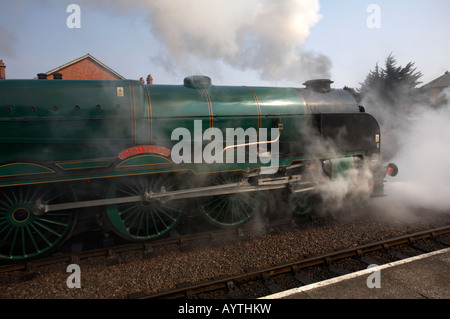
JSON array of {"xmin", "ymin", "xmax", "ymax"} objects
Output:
[{"xmin": 0, "ymin": 75, "xmax": 397, "ymax": 261}]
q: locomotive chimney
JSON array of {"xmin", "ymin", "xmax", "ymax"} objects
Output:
[
  {"xmin": 37, "ymin": 73, "xmax": 48, "ymax": 80},
  {"xmin": 147, "ymin": 74, "xmax": 153, "ymax": 85},
  {"xmin": 0, "ymin": 60, "xmax": 5, "ymax": 79},
  {"xmin": 53, "ymin": 72, "xmax": 63, "ymax": 80},
  {"xmin": 303, "ymin": 79, "xmax": 334, "ymax": 93}
]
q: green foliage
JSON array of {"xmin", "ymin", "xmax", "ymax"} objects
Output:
[{"xmin": 358, "ymin": 53, "xmax": 423, "ymax": 110}]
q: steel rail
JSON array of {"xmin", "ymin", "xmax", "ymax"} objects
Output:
[{"xmin": 138, "ymin": 225, "xmax": 450, "ymax": 299}]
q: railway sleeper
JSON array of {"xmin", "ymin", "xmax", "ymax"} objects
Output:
[
  {"xmin": 22, "ymin": 263, "xmax": 38, "ymax": 281},
  {"xmin": 359, "ymin": 255, "xmax": 381, "ymax": 266},
  {"xmin": 261, "ymin": 272, "xmax": 283, "ymax": 294},
  {"xmin": 294, "ymin": 271, "xmax": 318, "ymax": 285},
  {"xmin": 328, "ymin": 264, "xmax": 353, "ymax": 276}
]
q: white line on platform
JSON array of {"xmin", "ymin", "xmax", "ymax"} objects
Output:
[{"xmin": 260, "ymin": 247, "xmax": 450, "ymax": 299}]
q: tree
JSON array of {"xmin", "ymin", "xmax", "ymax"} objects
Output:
[
  {"xmin": 358, "ymin": 53, "xmax": 423, "ymax": 112},
  {"xmin": 358, "ymin": 54, "xmax": 423, "ymax": 161}
]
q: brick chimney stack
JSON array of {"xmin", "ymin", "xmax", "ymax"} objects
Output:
[
  {"xmin": 0, "ymin": 60, "xmax": 5, "ymax": 79},
  {"xmin": 146, "ymin": 74, "xmax": 153, "ymax": 85}
]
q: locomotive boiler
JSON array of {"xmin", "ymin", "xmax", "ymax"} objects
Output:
[{"xmin": 0, "ymin": 75, "xmax": 397, "ymax": 261}]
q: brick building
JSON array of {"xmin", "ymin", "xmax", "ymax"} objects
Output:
[
  {"xmin": 43, "ymin": 53, "xmax": 125, "ymax": 80},
  {"xmin": 1, "ymin": 55, "xmax": 155, "ymax": 84},
  {"xmin": 420, "ymin": 71, "xmax": 450, "ymax": 107}
]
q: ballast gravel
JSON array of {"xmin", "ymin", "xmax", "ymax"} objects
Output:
[{"xmin": 1, "ymin": 206, "xmax": 449, "ymax": 299}]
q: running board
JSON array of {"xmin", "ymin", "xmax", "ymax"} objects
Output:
[{"xmin": 32, "ymin": 176, "xmax": 316, "ymax": 215}]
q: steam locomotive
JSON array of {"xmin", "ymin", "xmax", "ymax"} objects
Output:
[{"xmin": 0, "ymin": 75, "xmax": 397, "ymax": 261}]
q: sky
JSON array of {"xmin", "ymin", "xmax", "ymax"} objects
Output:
[{"xmin": 0, "ymin": 0, "xmax": 449, "ymax": 89}]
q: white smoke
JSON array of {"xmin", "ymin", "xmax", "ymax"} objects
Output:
[
  {"xmin": 357, "ymin": 82, "xmax": 450, "ymax": 222},
  {"xmin": 90, "ymin": 0, "xmax": 331, "ymax": 82},
  {"xmin": 317, "ymin": 162, "xmax": 375, "ymax": 214},
  {"xmin": 386, "ymin": 92, "xmax": 450, "ymax": 211},
  {"xmin": 294, "ymin": 85, "xmax": 450, "ymax": 218}
]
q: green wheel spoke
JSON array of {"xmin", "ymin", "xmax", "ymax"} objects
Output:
[
  {"xmin": 30, "ymin": 223, "xmax": 53, "ymax": 246},
  {"xmin": 116, "ymin": 187, "xmax": 139, "ymax": 197},
  {"xmin": 150, "ymin": 209, "xmax": 160, "ymax": 235},
  {"xmin": 152, "ymin": 210, "xmax": 165, "ymax": 234},
  {"xmin": 0, "ymin": 223, "xmax": 9, "ymax": 236},
  {"xmin": 204, "ymin": 196, "xmax": 227, "ymax": 218},
  {"xmin": 104, "ymin": 175, "xmax": 183, "ymax": 241},
  {"xmin": 3, "ymin": 193, "xmax": 15, "ymax": 207},
  {"xmin": 118, "ymin": 204, "xmax": 137, "ymax": 217},
  {"xmin": 122, "ymin": 206, "xmax": 140, "ymax": 223},
  {"xmin": 153, "ymin": 206, "xmax": 171, "ymax": 229},
  {"xmin": 9, "ymin": 228, "xmax": 19, "ymax": 257},
  {"xmin": 236, "ymin": 199, "xmax": 250, "ymax": 220},
  {"xmin": 0, "ymin": 227, "xmax": 13, "ymax": 249},
  {"xmin": 199, "ymin": 175, "xmax": 261, "ymax": 227},
  {"xmin": 158, "ymin": 204, "xmax": 182, "ymax": 221},
  {"xmin": 290, "ymin": 193, "xmax": 314, "ymax": 216},
  {"xmin": 38, "ymin": 217, "xmax": 71, "ymax": 227},
  {"xmin": 0, "ymin": 184, "xmax": 76, "ymax": 262},
  {"xmin": 203, "ymin": 195, "xmax": 226, "ymax": 209},
  {"xmin": 26, "ymin": 225, "xmax": 40, "ymax": 255},
  {"xmin": 21, "ymin": 228, "xmax": 26, "ymax": 257},
  {"xmin": 134, "ymin": 211, "xmax": 146, "ymax": 236},
  {"xmin": 145, "ymin": 211, "xmax": 150, "ymax": 236},
  {"xmin": 126, "ymin": 209, "xmax": 143, "ymax": 231},
  {"xmin": 33, "ymin": 220, "xmax": 63, "ymax": 238},
  {"xmin": 0, "ymin": 200, "xmax": 11, "ymax": 210}
]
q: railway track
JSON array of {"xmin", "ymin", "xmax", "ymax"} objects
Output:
[
  {"xmin": 0, "ymin": 216, "xmax": 303, "ymax": 275},
  {"xmin": 1, "ymin": 211, "xmax": 449, "ymax": 299},
  {"xmin": 135, "ymin": 225, "xmax": 450, "ymax": 299}
]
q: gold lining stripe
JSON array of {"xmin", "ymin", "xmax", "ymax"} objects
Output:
[
  {"xmin": 0, "ymin": 162, "xmax": 55, "ymax": 177},
  {"xmin": 247, "ymin": 87, "xmax": 261, "ymax": 134},
  {"xmin": 55, "ymin": 160, "xmax": 113, "ymax": 170},
  {"xmin": 294, "ymin": 88, "xmax": 308, "ymax": 126},
  {"xmin": 202, "ymin": 88, "xmax": 213, "ymax": 130},
  {"xmin": 145, "ymin": 86, "xmax": 153, "ymax": 144},
  {"xmin": 0, "ymin": 152, "xmax": 365, "ymax": 188},
  {"xmin": 130, "ymin": 81, "xmax": 136, "ymax": 145},
  {"xmin": 117, "ymin": 155, "xmax": 174, "ymax": 168}
]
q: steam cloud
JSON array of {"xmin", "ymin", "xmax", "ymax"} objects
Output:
[
  {"xmin": 93, "ymin": 0, "xmax": 331, "ymax": 82},
  {"xmin": 364, "ymin": 87, "xmax": 450, "ymax": 215},
  {"xmin": 384, "ymin": 89, "xmax": 450, "ymax": 211},
  {"xmin": 300, "ymin": 123, "xmax": 377, "ymax": 215},
  {"xmin": 290, "ymin": 85, "xmax": 450, "ymax": 219}
]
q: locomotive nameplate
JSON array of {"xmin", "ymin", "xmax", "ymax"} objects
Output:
[{"xmin": 118, "ymin": 145, "xmax": 171, "ymax": 160}]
